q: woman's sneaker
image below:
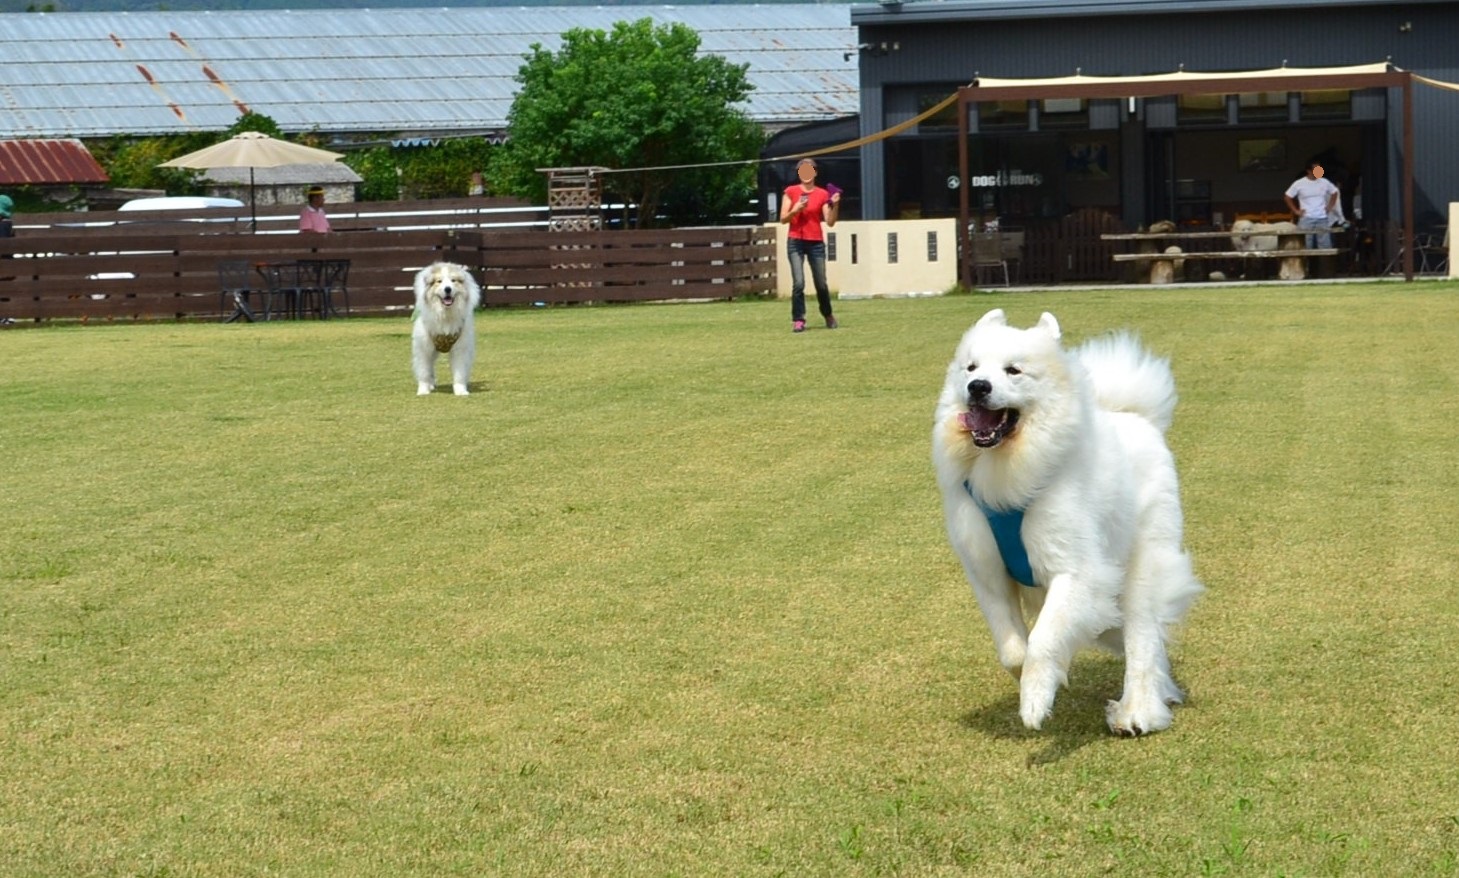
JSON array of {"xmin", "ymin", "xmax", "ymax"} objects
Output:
[
  {"xmin": 792, "ymin": 320, "xmax": 806, "ymax": 333},
  {"xmin": 824, "ymin": 316, "xmax": 839, "ymax": 329}
]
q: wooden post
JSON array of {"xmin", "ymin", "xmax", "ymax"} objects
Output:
[
  {"xmin": 956, "ymin": 91, "xmax": 971, "ymax": 289},
  {"xmin": 1278, "ymin": 233, "xmax": 1307, "ymax": 280}
]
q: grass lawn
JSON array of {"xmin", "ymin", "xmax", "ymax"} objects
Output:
[{"xmin": 3, "ymin": 282, "xmax": 1458, "ymax": 877}]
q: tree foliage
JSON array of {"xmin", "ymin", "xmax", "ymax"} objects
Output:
[
  {"xmin": 85, "ymin": 108, "xmax": 496, "ymax": 206},
  {"xmin": 490, "ymin": 18, "xmax": 763, "ymax": 227},
  {"xmin": 344, "ymin": 137, "xmax": 497, "ymax": 201},
  {"xmin": 90, "ymin": 111, "xmax": 284, "ymax": 196}
]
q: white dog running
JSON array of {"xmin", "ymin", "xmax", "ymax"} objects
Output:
[
  {"xmin": 932, "ymin": 309, "xmax": 1203, "ymax": 736},
  {"xmin": 412, "ymin": 262, "xmax": 481, "ymax": 396}
]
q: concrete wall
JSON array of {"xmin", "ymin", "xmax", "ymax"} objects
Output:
[{"xmin": 771, "ymin": 218, "xmax": 958, "ymax": 299}]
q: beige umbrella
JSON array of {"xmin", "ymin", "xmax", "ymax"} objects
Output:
[{"xmin": 159, "ymin": 132, "xmax": 345, "ymax": 232}]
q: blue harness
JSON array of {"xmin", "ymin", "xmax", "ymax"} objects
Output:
[{"xmin": 963, "ymin": 480, "xmax": 1038, "ymax": 588}]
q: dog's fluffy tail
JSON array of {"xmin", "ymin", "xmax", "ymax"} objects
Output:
[{"xmin": 1073, "ymin": 332, "xmax": 1178, "ymax": 433}]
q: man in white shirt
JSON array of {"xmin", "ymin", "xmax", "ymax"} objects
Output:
[{"xmin": 1283, "ymin": 161, "xmax": 1340, "ymax": 249}]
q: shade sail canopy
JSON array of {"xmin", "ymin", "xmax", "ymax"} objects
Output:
[
  {"xmin": 158, "ymin": 132, "xmax": 344, "ymax": 170},
  {"xmin": 972, "ymin": 62, "xmax": 1392, "ymax": 91}
]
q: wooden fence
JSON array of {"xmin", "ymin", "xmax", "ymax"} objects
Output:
[{"xmin": 0, "ymin": 199, "xmax": 777, "ymax": 322}]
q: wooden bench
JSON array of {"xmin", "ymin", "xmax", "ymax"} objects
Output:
[
  {"xmin": 1112, "ymin": 248, "xmax": 1340, "ymax": 282},
  {"xmin": 1102, "ymin": 229, "xmax": 1345, "ymax": 283}
]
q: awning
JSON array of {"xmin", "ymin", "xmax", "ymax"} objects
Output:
[
  {"xmin": 972, "ymin": 62, "xmax": 1391, "ymax": 91},
  {"xmin": 963, "ymin": 62, "xmax": 1409, "ymax": 101}
]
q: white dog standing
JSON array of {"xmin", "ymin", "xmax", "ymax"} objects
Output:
[
  {"xmin": 932, "ymin": 309, "xmax": 1203, "ymax": 736},
  {"xmin": 412, "ymin": 262, "xmax": 481, "ymax": 396}
]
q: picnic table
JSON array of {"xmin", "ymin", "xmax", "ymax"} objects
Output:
[{"xmin": 1101, "ymin": 228, "xmax": 1341, "ymax": 283}]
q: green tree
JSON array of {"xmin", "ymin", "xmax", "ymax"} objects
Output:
[
  {"xmin": 345, "ymin": 146, "xmax": 402, "ymax": 202},
  {"xmin": 398, "ymin": 137, "xmax": 497, "ymax": 199},
  {"xmin": 490, "ymin": 18, "xmax": 762, "ymax": 228},
  {"xmin": 89, "ymin": 132, "xmax": 214, "ymax": 194},
  {"xmin": 90, "ymin": 112, "xmax": 286, "ymax": 196},
  {"xmin": 226, "ymin": 111, "xmax": 283, "ymax": 138}
]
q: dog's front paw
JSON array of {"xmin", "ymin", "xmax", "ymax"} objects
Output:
[
  {"xmin": 1105, "ymin": 695, "xmax": 1174, "ymax": 738},
  {"xmin": 1018, "ymin": 663, "xmax": 1062, "ymax": 730},
  {"xmin": 452, "ymin": 383, "xmax": 470, "ymax": 396},
  {"xmin": 417, "ymin": 382, "xmax": 434, "ymax": 396}
]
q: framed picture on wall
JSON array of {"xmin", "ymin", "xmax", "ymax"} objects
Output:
[
  {"xmin": 1238, "ymin": 138, "xmax": 1286, "ymax": 172},
  {"xmin": 1065, "ymin": 141, "xmax": 1111, "ymax": 179}
]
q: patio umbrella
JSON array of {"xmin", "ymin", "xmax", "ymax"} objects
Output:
[{"xmin": 159, "ymin": 132, "xmax": 345, "ymax": 232}]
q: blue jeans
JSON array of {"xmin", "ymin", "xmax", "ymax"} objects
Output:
[
  {"xmin": 786, "ymin": 237, "xmax": 832, "ymax": 323},
  {"xmin": 1298, "ymin": 215, "xmax": 1332, "ymax": 249}
]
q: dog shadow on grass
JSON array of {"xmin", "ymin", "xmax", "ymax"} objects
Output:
[{"xmin": 959, "ymin": 655, "xmax": 1127, "ymax": 766}]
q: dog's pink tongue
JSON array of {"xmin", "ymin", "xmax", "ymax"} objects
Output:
[{"xmin": 960, "ymin": 407, "xmax": 1002, "ymax": 433}]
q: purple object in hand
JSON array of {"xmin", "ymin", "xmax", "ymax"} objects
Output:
[{"xmin": 825, "ymin": 183, "xmax": 843, "ymax": 198}]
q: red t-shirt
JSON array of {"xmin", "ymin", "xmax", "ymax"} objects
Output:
[{"xmin": 784, "ymin": 184, "xmax": 831, "ymax": 241}]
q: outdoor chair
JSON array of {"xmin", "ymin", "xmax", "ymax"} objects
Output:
[
  {"xmin": 299, "ymin": 258, "xmax": 351, "ymax": 317},
  {"xmin": 293, "ymin": 260, "xmax": 330, "ymax": 319},
  {"xmin": 998, "ymin": 229, "xmax": 1025, "ymax": 285},
  {"xmin": 217, "ymin": 260, "xmax": 257, "ymax": 323},
  {"xmin": 971, "ymin": 231, "xmax": 1009, "ymax": 287},
  {"xmin": 259, "ymin": 261, "xmax": 307, "ymax": 320}
]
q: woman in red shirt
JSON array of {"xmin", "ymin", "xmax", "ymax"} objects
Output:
[{"xmin": 779, "ymin": 158, "xmax": 841, "ymax": 332}]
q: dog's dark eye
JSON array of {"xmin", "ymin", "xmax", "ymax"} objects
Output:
[
  {"xmin": 966, "ymin": 362, "xmax": 977, "ymax": 372},
  {"xmin": 1005, "ymin": 365, "xmax": 1022, "ymax": 376}
]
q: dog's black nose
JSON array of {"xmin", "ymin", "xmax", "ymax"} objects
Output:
[{"xmin": 968, "ymin": 378, "xmax": 992, "ymax": 399}]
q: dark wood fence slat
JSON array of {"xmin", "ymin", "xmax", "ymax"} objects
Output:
[{"xmin": 1, "ymin": 206, "xmax": 777, "ymax": 320}]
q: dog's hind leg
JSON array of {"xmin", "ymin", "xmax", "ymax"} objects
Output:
[
  {"xmin": 1106, "ymin": 545, "xmax": 1202, "ymax": 736},
  {"xmin": 448, "ymin": 335, "xmax": 474, "ymax": 396}
]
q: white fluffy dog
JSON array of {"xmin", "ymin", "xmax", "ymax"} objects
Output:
[
  {"xmin": 932, "ymin": 309, "xmax": 1203, "ymax": 736},
  {"xmin": 412, "ymin": 262, "xmax": 481, "ymax": 396},
  {"xmin": 1229, "ymin": 218, "xmax": 1297, "ymax": 252}
]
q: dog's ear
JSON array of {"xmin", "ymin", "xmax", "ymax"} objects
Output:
[
  {"xmin": 1036, "ymin": 312, "xmax": 1061, "ymax": 341},
  {"xmin": 975, "ymin": 308, "xmax": 1006, "ymax": 329}
]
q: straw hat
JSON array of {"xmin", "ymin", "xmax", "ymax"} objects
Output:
[{"xmin": 306, "ymin": 185, "xmax": 325, "ymax": 197}]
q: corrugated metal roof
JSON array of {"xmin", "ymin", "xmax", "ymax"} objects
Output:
[
  {"xmin": 0, "ymin": 138, "xmax": 110, "ymax": 185},
  {"xmin": 851, "ymin": 0, "xmax": 1449, "ymax": 25},
  {"xmin": 0, "ymin": 6, "xmax": 858, "ymax": 140}
]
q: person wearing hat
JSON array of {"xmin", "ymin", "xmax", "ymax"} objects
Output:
[{"xmin": 298, "ymin": 185, "xmax": 331, "ymax": 233}]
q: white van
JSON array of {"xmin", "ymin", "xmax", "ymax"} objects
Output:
[{"xmin": 118, "ymin": 196, "xmax": 246, "ymax": 212}]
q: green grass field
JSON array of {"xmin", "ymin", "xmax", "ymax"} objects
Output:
[{"xmin": 3, "ymin": 283, "xmax": 1458, "ymax": 877}]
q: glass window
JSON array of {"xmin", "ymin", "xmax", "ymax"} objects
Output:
[
  {"xmin": 1039, "ymin": 98, "xmax": 1088, "ymax": 129},
  {"xmin": 1301, "ymin": 89, "xmax": 1351, "ymax": 121},
  {"xmin": 979, "ymin": 100, "xmax": 1029, "ymax": 132},
  {"xmin": 1237, "ymin": 91, "xmax": 1288, "ymax": 123},
  {"xmin": 919, "ymin": 91, "xmax": 959, "ymax": 131},
  {"xmin": 1177, "ymin": 93, "xmax": 1228, "ymax": 125}
]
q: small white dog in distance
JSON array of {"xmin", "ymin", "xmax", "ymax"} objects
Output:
[
  {"xmin": 412, "ymin": 262, "xmax": 481, "ymax": 396},
  {"xmin": 932, "ymin": 309, "xmax": 1203, "ymax": 736}
]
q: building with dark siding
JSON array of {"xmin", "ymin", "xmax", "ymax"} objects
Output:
[{"xmin": 847, "ymin": 0, "xmax": 1457, "ymax": 240}]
